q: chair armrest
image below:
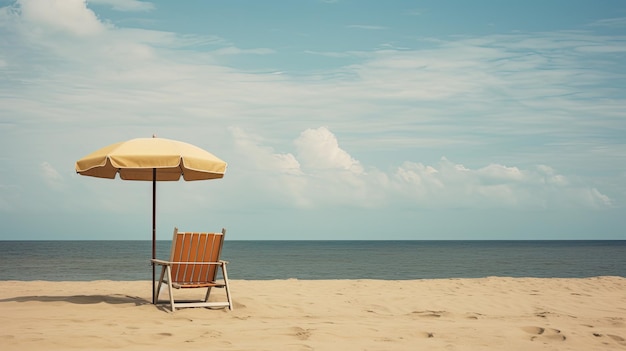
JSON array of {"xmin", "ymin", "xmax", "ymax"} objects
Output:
[
  {"xmin": 152, "ymin": 259, "xmax": 224, "ymax": 266},
  {"xmin": 151, "ymin": 259, "xmax": 171, "ymax": 266},
  {"xmin": 220, "ymin": 260, "xmax": 229, "ymax": 265}
]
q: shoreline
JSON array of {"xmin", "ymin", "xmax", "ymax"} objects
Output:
[{"xmin": 1, "ymin": 277, "xmax": 625, "ymax": 350}]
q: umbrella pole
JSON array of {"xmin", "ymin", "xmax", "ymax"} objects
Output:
[{"xmin": 152, "ymin": 168, "xmax": 156, "ymax": 304}]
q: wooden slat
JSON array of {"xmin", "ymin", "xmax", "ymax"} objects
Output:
[
  {"xmin": 214, "ymin": 234, "xmax": 222, "ymax": 280},
  {"xmin": 205, "ymin": 234, "xmax": 217, "ymax": 283},
  {"xmin": 176, "ymin": 233, "xmax": 193, "ymax": 282},
  {"xmin": 189, "ymin": 233, "xmax": 206, "ymax": 283},
  {"xmin": 196, "ymin": 234, "xmax": 210, "ymax": 283},
  {"xmin": 170, "ymin": 231, "xmax": 184, "ymax": 282}
]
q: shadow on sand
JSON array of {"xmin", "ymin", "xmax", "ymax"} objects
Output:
[{"xmin": 0, "ymin": 294, "xmax": 149, "ymax": 306}]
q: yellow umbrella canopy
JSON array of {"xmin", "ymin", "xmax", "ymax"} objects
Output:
[
  {"xmin": 75, "ymin": 137, "xmax": 227, "ymax": 304},
  {"xmin": 75, "ymin": 137, "xmax": 227, "ymax": 181}
]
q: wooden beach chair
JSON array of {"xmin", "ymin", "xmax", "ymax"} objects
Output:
[{"xmin": 151, "ymin": 228, "xmax": 233, "ymax": 312}]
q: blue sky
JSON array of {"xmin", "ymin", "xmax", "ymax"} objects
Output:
[{"xmin": 0, "ymin": 0, "xmax": 625, "ymax": 240}]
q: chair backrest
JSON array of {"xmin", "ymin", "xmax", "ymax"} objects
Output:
[{"xmin": 168, "ymin": 228, "xmax": 226, "ymax": 284}]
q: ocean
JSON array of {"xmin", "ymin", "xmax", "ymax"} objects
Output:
[{"xmin": 0, "ymin": 240, "xmax": 624, "ymax": 281}]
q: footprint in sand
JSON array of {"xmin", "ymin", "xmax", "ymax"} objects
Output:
[
  {"xmin": 592, "ymin": 333, "xmax": 626, "ymax": 346},
  {"xmin": 607, "ymin": 334, "xmax": 626, "ymax": 346},
  {"xmin": 521, "ymin": 326, "xmax": 566, "ymax": 342},
  {"xmin": 184, "ymin": 330, "xmax": 222, "ymax": 343},
  {"xmin": 290, "ymin": 327, "xmax": 312, "ymax": 340},
  {"xmin": 411, "ymin": 310, "xmax": 446, "ymax": 318},
  {"xmin": 465, "ymin": 312, "xmax": 483, "ymax": 320},
  {"xmin": 414, "ymin": 331, "xmax": 435, "ymax": 338},
  {"xmin": 232, "ymin": 301, "xmax": 247, "ymax": 309},
  {"xmin": 607, "ymin": 317, "xmax": 625, "ymax": 328}
]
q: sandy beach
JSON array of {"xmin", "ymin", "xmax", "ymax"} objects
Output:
[{"xmin": 1, "ymin": 277, "xmax": 625, "ymax": 350}]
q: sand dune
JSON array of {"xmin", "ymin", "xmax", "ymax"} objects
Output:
[{"xmin": 1, "ymin": 277, "xmax": 625, "ymax": 350}]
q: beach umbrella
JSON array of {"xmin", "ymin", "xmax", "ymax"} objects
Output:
[{"xmin": 75, "ymin": 136, "xmax": 227, "ymax": 304}]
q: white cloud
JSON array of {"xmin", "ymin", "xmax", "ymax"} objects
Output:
[
  {"xmin": 232, "ymin": 127, "xmax": 612, "ymax": 210},
  {"xmin": 295, "ymin": 127, "xmax": 364, "ymax": 174},
  {"xmin": 476, "ymin": 164, "xmax": 525, "ymax": 183},
  {"xmin": 393, "ymin": 158, "xmax": 613, "ymax": 209},
  {"xmin": 17, "ymin": 0, "xmax": 107, "ymax": 36},
  {"xmin": 229, "ymin": 127, "xmax": 310, "ymax": 207},
  {"xmin": 230, "ymin": 126, "xmax": 301, "ymax": 174},
  {"xmin": 587, "ymin": 17, "xmax": 626, "ymax": 28},
  {"xmin": 589, "ymin": 188, "xmax": 612, "ymax": 207}
]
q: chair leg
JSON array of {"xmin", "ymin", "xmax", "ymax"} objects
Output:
[
  {"xmin": 221, "ymin": 263, "xmax": 233, "ymax": 311},
  {"xmin": 204, "ymin": 286, "xmax": 213, "ymax": 302},
  {"xmin": 155, "ymin": 266, "xmax": 166, "ymax": 304},
  {"xmin": 165, "ymin": 266, "xmax": 175, "ymax": 312}
]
